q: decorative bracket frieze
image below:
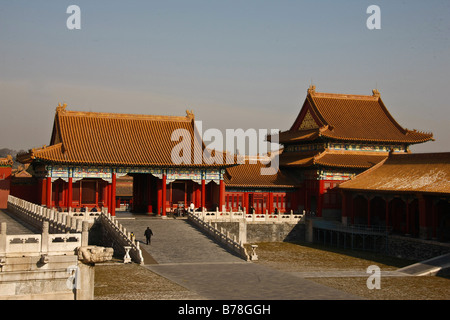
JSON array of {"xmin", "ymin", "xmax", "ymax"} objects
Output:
[{"xmin": 45, "ymin": 165, "xmax": 225, "ymax": 184}]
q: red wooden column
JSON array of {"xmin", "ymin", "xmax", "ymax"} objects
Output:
[
  {"xmin": 268, "ymin": 192, "xmax": 274, "ymax": 214},
  {"xmin": 102, "ymin": 181, "xmax": 108, "ymax": 209},
  {"xmin": 201, "ymin": 179, "xmax": 206, "ymax": 210},
  {"xmin": 67, "ymin": 177, "xmax": 73, "ymax": 210},
  {"xmin": 367, "ymin": 195, "xmax": 371, "ymax": 227},
  {"xmin": 405, "ymin": 198, "xmax": 410, "ymax": 235},
  {"xmin": 111, "ymin": 172, "xmax": 116, "ymax": 216},
  {"xmin": 106, "ymin": 182, "xmax": 111, "ymax": 213},
  {"xmin": 191, "ymin": 183, "xmax": 197, "ymax": 207},
  {"xmin": 341, "ymin": 191, "xmax": 347, "ymax": 225},
  {"xmin": 157, "ymin": 179, "xmax": 162, "ymax": 216},
  {"xmin": 244, "ymin": 192, "xmax": 249, "ymax": 212},
  {"xmin": 432, "ymin": 198, "xmax": 438, "ymax": 240},
  {"xmin": 46, "ymin": 177, "xmax": 52, "ymax": 208},
  {"xmin": 350, "ymin": 194, "xmax": 355, "ymax": 225},
  {"xmin": 196, "ymin": 184, "xmax": 201, "ymax": 207},
  {"xmin": 147, "ymin": 175, "xmax": 153, "ymax": 214},
  {"xmin": 317, "ymin": 180, "xmax": 324, "ymax": 217},
  {"xmin": 219, "ymin": 179, "xmax": 225, "ymax": 211},
  {"xmin": 417, "ymin": 194, "xmax": 427, "ymax": 239},
  {"xmin": 37, "ymin": 179, "xmax": 45, "ymax": 205},
  {"xmin": 162, "ymin": 174, "xmax": 167, "ymax": 217},
  {"xmin": 385, "ymin": 197, "xmax": 390, "ymax": 229}
]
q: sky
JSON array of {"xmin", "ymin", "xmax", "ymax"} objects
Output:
[{"xmin": 0, "ymin": 0, "xmax": 449, "ymax": 154}]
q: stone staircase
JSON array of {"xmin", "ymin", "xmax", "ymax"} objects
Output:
[{"xmin": 114, "ymin": 214, "xmax": 245, "ymax": 265}]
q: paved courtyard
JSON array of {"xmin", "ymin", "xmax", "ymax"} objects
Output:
[
  {"xmin": 3, "ymin": 209, "xmax": 448, "ymax": 300},
  {"xmin": 115, "ymin": 212, "xmax": 362, "ymax": 300}
]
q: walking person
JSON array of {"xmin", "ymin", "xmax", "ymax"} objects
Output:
[{"xmin": 144, "ymin": 227, "xmax": 153, "ymax": 245}]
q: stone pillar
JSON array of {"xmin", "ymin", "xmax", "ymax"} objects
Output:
[
  {"xmin": 81, "ymin": 221, "xmax": 89, "ymax": 247},
  {"xmin": 41, "ymin": 221, "xmax": 49, "ymax": 253},
  {"xmin": 75, "ymin": 263, "xmax": 95, "ymax": 300},
  {"xmin": 0, "ymin": 222, "xmax": 6, "ymax": 255},
  {"xmin": 238, "ymin": 220, "xmax": 247, "ymax": 244}
]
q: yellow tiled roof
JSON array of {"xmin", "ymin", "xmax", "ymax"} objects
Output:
[
  {"xmin": 339, "ymin": 152, "xmax": 450, "ymax": 194},
  {"xmin": 17, "ymin": 105, "xmax": 231, "ymax": 168},
  {"xmin": 279, "ymin": 149, "xmax": 388, "ymax": 169},
  {"xmin": 277, "ymin": 86, "xmax": 434, "ymax": 144},
  {"xmin": 224, "ymin": 161, "xmax": 298, "ymax": 188}
]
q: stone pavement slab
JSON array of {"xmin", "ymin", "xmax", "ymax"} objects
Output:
[{"xmin": 146, "ymin": 262, "xmax": 362, "ymax": 300}]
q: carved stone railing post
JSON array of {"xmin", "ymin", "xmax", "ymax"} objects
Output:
[
  {"xmin": 123, "ymin": 246, "xmax": 132, "ymax": 263},
  {"xmin": 41, "ymin": 221, "xmax": 49, "ymax": 253},
  {"xmin": 0, "ymin": 222, "xmax": 6, "ymax": 256},
  {"xmin": 250, "ymin": 245, "xmax": 258, "ymax": 261},
  {"xmin": 81, "ymin": 221, "xmax": 89, "ymax": 247}
]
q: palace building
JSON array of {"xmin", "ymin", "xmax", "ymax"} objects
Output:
[
  {"xmin": 16, "ymin": 104, "xmax": 233, "ymax": 216},
  {"xmin": 272, "ymin": 85, "xmax": 434, "ymax": 219},
  {"xmin": 339, "ymin": 152, "xmax": 450, "ymax": 241},
  {"xmin": 13, "ymin": 86, "xmax": 448, "ymax": 241},
  {"xmin": 223, "ymin": 159, "xmax": 300, "ymax": 215}
]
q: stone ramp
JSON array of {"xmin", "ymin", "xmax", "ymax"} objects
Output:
[
  {"xmin": 397, "ymin": 253, "xmax": 450, "ymax": 276},
  {"xmin": 115, "ymin": 214, "xmax": 244, "ymax": 265},
  {"xmin": 0, "ymin": 209, "xmax": 40, "ymax": 234}
]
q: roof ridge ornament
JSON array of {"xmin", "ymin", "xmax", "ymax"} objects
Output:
[
  {"xmin": 186, "ymin": 109, "xmax": 195, "ymax": 120},
  {"xmin": 56, "ymin": 103, "xmax": 67, "ymax": 113},
  {"xmin": 372, "ymin": 89, "xmax": 380, "ymax": 98},
  {"xmin": 308, "ymin": 85, "xmax": 316, "ymax": 94}
]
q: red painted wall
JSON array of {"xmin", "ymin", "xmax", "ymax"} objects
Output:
[{"xmin": 0, "ymin": 166, "xmax": 12, "ymax": 209}]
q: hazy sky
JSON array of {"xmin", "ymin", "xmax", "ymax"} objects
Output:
[{"xmin": 1, "ymin": 0, "xmax": 449, "ymax": 153}]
